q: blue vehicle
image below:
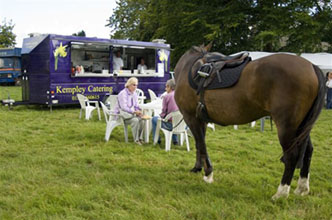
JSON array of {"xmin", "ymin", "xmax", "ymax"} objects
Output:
[{"xmin": 0, "ymin": 48, "xmax": 22, "ymax": 84}]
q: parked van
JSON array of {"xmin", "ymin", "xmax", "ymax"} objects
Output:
[{"xmin": 0, "ymin": 48, "xmax": 21, "ymax": 85}]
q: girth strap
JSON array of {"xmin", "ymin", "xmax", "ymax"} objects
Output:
[
  {"xmin": 195, "ymin": 87, "xmax": 211, "ymax": 123},
  {"xmin": 188, "ymin": 56, "xmax": 213, "ymax": 123},
  {"xmin": 187, "ymin": 54, "xmax": 214, "ymax": 123}
]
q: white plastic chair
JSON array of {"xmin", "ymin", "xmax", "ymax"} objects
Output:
[
  {"xmin": 148, "ymin": 89, "xmax": 158, "ymax": 101},
  {"xmin": 100, "ymin": 96, "xmax": 129, "ymax": 142},
  {"xmin": 154, "ymin": 111, "xmax": 190, "ymax": 152},
  {"xmin": 135, "ymin": 88, "xmax": 146, "ymax": 104},
  {"xmin": 77, "ymin": 94, "xmax": 101, "ymax": 120},
  {"xmin": 148, "ymin": 98, "xmax": 162, "ymax": 117}
]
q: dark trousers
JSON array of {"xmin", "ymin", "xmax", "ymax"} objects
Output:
[
  {"xmin": 152, "ymin": 116, "xmax": 178, "ymax": 143},
  {"xmin": 327, "ymin": 88, "xmax": 332, "ymax": 109}
]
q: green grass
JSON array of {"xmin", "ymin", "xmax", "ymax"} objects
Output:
[{"xmin": 0, "ymin": 86, "xmax": 331, "ymax": 219}]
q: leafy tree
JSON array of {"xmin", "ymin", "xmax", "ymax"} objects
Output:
[
  {"xmin": 72, "ymin": 30, "xmax": 86, "ymax": 37},
  {"xmin": 107, "ymin": 0, "xmax": 332, "ymax": 66},
  {"xmin": 0, "ymin": 19, "xmax": 16, "ymax": 48},
  {"xmin": 106, "ymin": 0, "xmax": 148, "ymax": 39},
  {"xmin": 284, "ymin": 0, "xmax": 332, "ymax": 53}
]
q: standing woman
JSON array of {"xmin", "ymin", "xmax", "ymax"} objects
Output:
[
  {"xmin": 115, "ymin": 77, "xmax": 144, "ymax": 145},
  {"xmin": 326, "ymin": 72, "xmax": 332, "ymax": 109}
]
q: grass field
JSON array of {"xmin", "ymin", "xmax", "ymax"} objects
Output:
[{"xmin": 0, "ymin": 86, "xmax": 331, "ymax": 219}]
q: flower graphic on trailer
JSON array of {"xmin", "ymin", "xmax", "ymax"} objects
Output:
[
  {"xmin": 53, "ymin": 42, "xmax": 68, "ymax": 70},
  {"xmin": 158, "ymin": 49, "xmax": 168, "ymax": 72}
]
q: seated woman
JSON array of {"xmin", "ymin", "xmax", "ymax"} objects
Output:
[
  {"xmin": 151, "ymin": 79, "xmax": 178, "ymax": 145},
  {"xmin": 115, "ymin": 77, "xmax": 144, "ymax": 145}
]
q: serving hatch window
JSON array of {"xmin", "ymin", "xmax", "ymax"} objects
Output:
[
  {"xmin": 71, "ymin": 42, "xmax": 110, "ymax": 74},
  {"xmin": 114, "ymin": 46, "xmax": 155, "ymax": 73},
  {"xmin": 70, "ymin": 42, "xmax": 162, "ymax": 76}
]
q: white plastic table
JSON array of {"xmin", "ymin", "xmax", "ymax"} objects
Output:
[{"xmin": 139, "ymin": 98, "xmax": 162, "ymax": 143}]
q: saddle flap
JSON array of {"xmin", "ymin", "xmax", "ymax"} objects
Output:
[
  {"xmin": 205, "ymin": 52, "xmax": 226, "ymax": 62},
  {"xmin": 189, "ymin": 55, "xmax": 251, "ymax": 91},
  {"xmin": 205, "ymin": 52, "xmax": 249, "ymax": 63}
]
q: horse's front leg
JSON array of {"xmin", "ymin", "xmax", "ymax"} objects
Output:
[
  {"xmin": 186, "ymin": 117, "xmax": 213, "ymax": 183},
  {"xmin": 191, "ymin": 149, "xmax": 203, "ymax": 173}
]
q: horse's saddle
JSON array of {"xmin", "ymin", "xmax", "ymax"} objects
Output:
[{"xmin": 189, "ymin": 52, "xmax": 251, "ymax": 91}]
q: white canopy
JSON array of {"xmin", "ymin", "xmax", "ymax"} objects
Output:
[
  {"xmin": 242, "ymin": 51, "xmax": 332, "ymax": 74},
  {"xmin": 300, "ymin": 53, "xmax": 332, "ymax": 73}
]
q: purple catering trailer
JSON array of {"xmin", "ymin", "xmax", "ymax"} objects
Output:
[{"xmin": 21, "ymin": 34, "xmax": 171, "ymax": 106}]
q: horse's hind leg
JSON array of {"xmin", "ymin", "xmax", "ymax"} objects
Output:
[
  {"xmin": 185, "ymin": 117, "xmax": 213, "ymax": 183},
  {"xmin": 294, "ymin": 135, "xmax": 313, "ymax": 196},
  {"xmin": 272, "ymin": 125, "xmax": 298, "ymax": 200}
]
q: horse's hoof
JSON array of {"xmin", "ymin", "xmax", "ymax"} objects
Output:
[
  {"xmin": 272, "ymin": 184, "xmax": 290, "ymax": 200},
  {"xmin": 294, "ymin": 187, "xmax": 309, "ymax": 196},
  {"xmin": 203, "ymin": 172, "xmax": 213, "ymax": 183},
  {"xmin": 294, "ymin": 175, "xmax": 310, "ymax": 196},
  {"xmin": 190, "ymin": 167, "xmax": 202, "ymax": 173}
]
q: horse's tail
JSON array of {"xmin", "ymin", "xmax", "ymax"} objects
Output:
[{"xmin": 283, "ymin": 65, "xmax": 326, "ymax": 168}]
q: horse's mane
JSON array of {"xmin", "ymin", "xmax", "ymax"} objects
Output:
[
  {"xmin": 174, "ymin": 44, "xmax": 210, "ymax": 81},
  {"xmin": 190, "ymin": 45, "xmax": 207, "ymax": 55}
]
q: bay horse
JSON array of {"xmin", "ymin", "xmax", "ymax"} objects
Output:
[{"xmin": 174, "ymin": 45, "xmax": 325, "ymax": 200}]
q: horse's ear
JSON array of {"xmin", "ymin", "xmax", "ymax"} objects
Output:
[
  {"xmin": 204, "ymin": 42, "xmax": 213, "ymax": 52},
  {"xmin": 192, "ymin": 46, "xmax": 202, "ymax": 52}
]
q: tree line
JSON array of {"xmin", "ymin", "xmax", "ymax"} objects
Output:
[
  {"xmin": 107, "ymin": 0, "xmax": 332, "ymax": 67},
  {"xmin": 1, "ymin": 1, "xmax": 331, "ymax": 67},
  {"xmin": 0, "ymin": 19, "xmax": 16, "ymax": 48}
]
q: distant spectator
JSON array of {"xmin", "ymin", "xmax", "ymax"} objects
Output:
[
  {"xmin": 326, "ymin": 72, "xmax": 332, "ymax": 109},
  {"xmin": 137, "ymin": 58, "xmax": 147, "ymax": 73},
  {"xmin": 113, "ymin": 50, "xmax": 124, "ymax": 71}
]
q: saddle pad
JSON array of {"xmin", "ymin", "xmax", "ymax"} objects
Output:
[{"xmin": 189, "ymin": 57, "xmax": 251, "ymax": 90}]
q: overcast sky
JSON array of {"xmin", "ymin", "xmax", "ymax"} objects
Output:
[{"xmin": 0, "ymin": 0, "xmax": 117, "ymax": 47}]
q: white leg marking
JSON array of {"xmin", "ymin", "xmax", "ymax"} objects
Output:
[
  {"xmin": 272, "ymin": 184, "xmax": 290, "ymax": 200},
  {"xmin": 203, "ymin": 172, "xmax": 213, "ymax": 183},
  {"xmin": 294, "ymin": 173, "xmax": 310, "ymax": 196}
]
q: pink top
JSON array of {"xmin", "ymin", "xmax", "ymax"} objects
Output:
[{"xmin": 160, "ymin": 90, "xmax": 178, "ymax": 119}]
